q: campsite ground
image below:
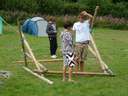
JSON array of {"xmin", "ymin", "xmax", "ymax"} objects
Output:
[{"xmin": 0, "ymin": 26, "xmax": 128, "ymax": 96}]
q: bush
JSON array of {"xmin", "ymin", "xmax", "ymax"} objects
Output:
[
  {"xmin": 0, "ymin": 0, "xmax": 38, "ymax": 13},
  {"xmin": 64, "ymin": 3, "xmax": 80, "ymax": 15},
  {"xmin": 0, "ymin": 0, "xmax": 128, "ymax": 19},
  {"xmin": 95, "ymin": 16, "xmax": 128, "ymax": 30},
  {"xmin": 55, "ymin": 15, "xmax": 77, "ymax": 27},
  {"xmin": 78, "ymin": 0, "xmax": 128, "ymax": 18},
  {"xmin": 0, "ymin": 10, "xmax": 39, "ymax": 24},
  {"xmin": 78, "ymin": 0, "xmax": 112, "ymax": 15},
  {"xmin": 110, "ymin": 2, "xmax": 128, "ymax": 18},
  {"xmin": 0, "ymin": 0, "xmax": 127, "ymax": 30},
  {"xmin": 37, "ymin": 0, "xmax": 64, "ymax": 15},
  {"xmin": 0, "ymin": 10, "xmax": 128, "ymax": 30}
]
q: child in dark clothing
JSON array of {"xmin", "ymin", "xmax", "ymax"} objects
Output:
[{"xmin": 46, "ymin": 16, "xmax": 58, "ymax": 58}]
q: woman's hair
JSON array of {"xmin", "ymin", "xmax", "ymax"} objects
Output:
[{"xmin": 63, "ymin": 21, "xmax": 73, "ymax": 29}]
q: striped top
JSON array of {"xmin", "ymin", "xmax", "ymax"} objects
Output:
[{"xmin": 61, "ymin": 31, "xmax": 73, "ymax": 54}]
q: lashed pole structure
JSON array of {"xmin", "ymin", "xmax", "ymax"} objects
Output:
[
  {"xmin": 18, "ymin": 23, "xmax": 53, "ymax": 85},
  {"xmin": 18, "ymin": 6, "xmax": 114, "ymax": 85}
]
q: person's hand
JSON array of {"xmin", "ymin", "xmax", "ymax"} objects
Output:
[{"xmin": 81, "ymin": 11, "xmax": 87, "ymax": 15}]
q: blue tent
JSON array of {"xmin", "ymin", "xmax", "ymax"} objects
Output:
[{"xmin": 22, "ymin": 17, "xmax": 48, "ymax": 36}]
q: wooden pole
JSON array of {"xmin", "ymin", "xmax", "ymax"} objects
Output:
[
  {"xmin": 21, "ymin": 32, "xmax": 41, "ymax": 71},
  {"xmin": 23, "ymin": 67, "xmax": 53, "ymax": 84},
  {"xmin": 21, "ymin": 32, "xmax": 48, "ymax": 72},
  {"xmin": 18, "ymin": 22, "xmax": 28, "ymax": 67},
  {"xmin": 88, "ymin": 45, "xmax": 97, "ymax": 57},
  {"xmin": 25, "ymin": 52, "xmax": 32, "ymax": 59},
  {"xmin": 90, "ymin": 6, "xmax": 99, "ymax": 29},
  {"xmin": 16, "ymin": 59, "xmax": 63, "ymax": 63},
  {"xmin": 89, "ymin": 6, "xmax": 107, "ymax": 71},
  {"xmin": 90, "ymin": 35, "xmax": 108, "ymax": 71},
  {"xmin": 90, "ymin": 6, "xmax": 113, "ymax": 74},
  {"xmin": 46, "ymin": 71, "xmax": 114, "ymax": 76}
]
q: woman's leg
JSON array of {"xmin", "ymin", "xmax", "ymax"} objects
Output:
[
  {"xmin": 68, "ymin": 67, "xmax": 73, "ymax": 81},
  {"xmin": 63, "ymin": 65, "xmax": 67, "ymax": 81},
  {"xmin": 75, "ymin": 45, "xmax": 81, "ymax": 71},
  {"xmin": 80, "ymin": 44, "xmax": 88, "ymax": 72},
  {"xmin": 52, "ymin": 36, "xmax": 58, "ymax": 55},
  {"xmin": 48, "ymin": 37, "xmax": 53, "ymax": 55}
]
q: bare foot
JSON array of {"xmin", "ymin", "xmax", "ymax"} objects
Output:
[
  {"xmin": 68, "ymin": 79, "xmax": 75, "ymax": 83},
  {"xmin": 62, "ymin": 79, "xmax": 66, "ymax": 82}
]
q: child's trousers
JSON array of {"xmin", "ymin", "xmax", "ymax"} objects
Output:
[{"xmin": 48, "ymin": 36, "xmax": 58, "ymax": 55}]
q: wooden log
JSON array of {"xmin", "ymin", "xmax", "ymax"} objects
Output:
[
  {"xmin": 23, "ymin": 66, "xmax": 53, "ymax": 85},
  {"xmin": 16, "ymin": 59, "xmax": 63, "ymax": 63},
  {"xmin": 38, "ymin": 59, "xmax": 63, "ymax": 62},
  {"xmin": 46, "ymin": 71, "xmax": 114, "ymax": 76}
]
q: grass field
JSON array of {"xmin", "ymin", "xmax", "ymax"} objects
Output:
[{"xmin": 0, "ymin": 26, "xmax": 128, "ymax": 96}]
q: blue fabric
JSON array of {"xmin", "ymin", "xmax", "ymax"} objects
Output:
[
  {"xmin": 22, "ymin": 19, "xmax": 30, "ymax": 33},
  {"xmin": 28, "ymin": 21, "xmax": 38, "ymax": 35},
  {"xmin": 22, "ymin": 19, "xmax": 38, "ymax": 36}
]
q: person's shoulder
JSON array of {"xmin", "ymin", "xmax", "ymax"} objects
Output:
[
  {"xmin": 63, "ymin": 31, "xmax": 69, "ymax": 35},
  {"xmin": 61, "ymin": 31, "xmax": 69, "ymax": 35},
  {"xmin": 73, "ymin": 22, "xmax": 80, "ymax": 29},
  {"xmin": 84, "ymin": 20, "xmax": 90, "ymax": 23},
  {"xmin": 62, "ymin": 31, "xmax": 71, "ymax": 37},
  {"xmin": 74, "ymin": 21, "xmax": 80, "ymax": 25}
]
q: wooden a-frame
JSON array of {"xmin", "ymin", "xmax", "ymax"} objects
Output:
[{"xmin": 19, "ymin": 25, "xmax": 53, "ymax": 85}]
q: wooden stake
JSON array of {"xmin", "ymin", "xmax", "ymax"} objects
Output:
[{"xmin": 18, "ymin": 23, "xmax": 28, "ymax": 67}]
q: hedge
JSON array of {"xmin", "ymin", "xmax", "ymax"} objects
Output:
[{"xmin": 0, "ymin": 0, "xmax": 128, "ymax": 18}]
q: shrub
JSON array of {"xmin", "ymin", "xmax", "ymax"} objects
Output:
[
  {"xmin": 37, "ymin": 0, "xmax": 64, "ymax": 15},
  {"xmin": 64, "ymin": 3, "xmax": 80, "ymax": 15},
  {"xmin": 110, "ymin": 2, "xmax": 128, "ymax": 18},
  {"xmin": 0, "ymin": 0, "xmax": 38, "ymax": 13},
  {"xmin": 78, "ymin": 0, "xmax": 112, "ymax": 15},
  {"xmin": 95, "ymin": 16, "xmax": 128, "ymax": 30}
]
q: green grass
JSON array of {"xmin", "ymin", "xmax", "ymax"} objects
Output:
[{"xmin": 0, "ymin": 26, "xmax": 128, "ymax": 96}]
